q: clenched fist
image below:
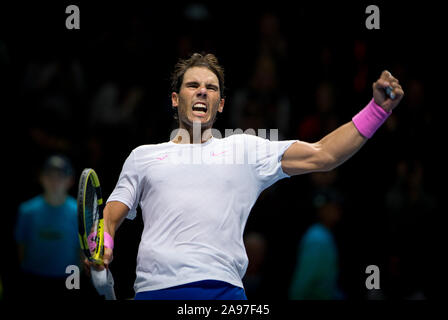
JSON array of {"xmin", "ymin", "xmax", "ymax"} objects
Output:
[{"xmin": 373, "ymin": 70, "xmax": 405, "ymax": 112}]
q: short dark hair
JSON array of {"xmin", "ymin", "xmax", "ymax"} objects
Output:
[{"xmin": 171, "ymin": 52, "xmax": 225, "ymax": 98}]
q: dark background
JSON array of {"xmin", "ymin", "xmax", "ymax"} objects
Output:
[{"xmin": 0, "ymin": 0, "xmax": 444, "ymax": 300}]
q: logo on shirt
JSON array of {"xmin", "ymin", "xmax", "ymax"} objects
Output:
[
  {"xmin": 211, "ymin": 150, "xmax": 227, "ymax": 157},
  {"xmin": 156, "ymin": 155, "xmax": 168, "ymax": 161}
]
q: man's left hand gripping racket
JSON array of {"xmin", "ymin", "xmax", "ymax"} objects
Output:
[{"xmin": 78, "ymin": 168, "xmax": 116, "ymax": 300}]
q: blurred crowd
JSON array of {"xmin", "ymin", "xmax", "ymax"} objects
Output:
[{"xmin": 1, "ymin": 2, "xmax": 439, "ymax": 300}]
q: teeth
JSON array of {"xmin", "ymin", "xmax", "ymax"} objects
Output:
[{"xmin": 192, "ymin": 103, "xmax": 207, "ymax": 112}]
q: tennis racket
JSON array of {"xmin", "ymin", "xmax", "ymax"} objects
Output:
[{"xmin": 77, "ymin": 168, "xmax": 116, "ymax": 300}]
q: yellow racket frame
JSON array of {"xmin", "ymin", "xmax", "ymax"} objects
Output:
[{"xmin": 78, "ymin": 168, "xmax": 105, "ymax": 265}]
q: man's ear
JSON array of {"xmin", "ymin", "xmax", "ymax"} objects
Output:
[
  {"xmin": 218, "ymin": 98, "xmax": 225, "ymax": 113},
  {"xmin": 172, "ymin": 92, "xmax": 179, "ymax": 108}
]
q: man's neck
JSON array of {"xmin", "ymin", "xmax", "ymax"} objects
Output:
[{"xmin": 171, "ymin": 122, "xmax": 214, "ymax": 144}]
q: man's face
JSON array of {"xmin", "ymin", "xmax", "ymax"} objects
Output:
[{"xmin": 172, "ymin": 66, "xmax": 225, "ymax": 128}]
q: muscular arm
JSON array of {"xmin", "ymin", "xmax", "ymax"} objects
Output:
[
  {"xmin": 282, "ymin": 121, "xmax": 366, "ymax": 176},
  {"xmin": 282, "ymin": 70, "xmax": 404, "ymax": 176},
  {"xmin": 103, "ymin": 201, "xmax": 129, "ymax": 238}
]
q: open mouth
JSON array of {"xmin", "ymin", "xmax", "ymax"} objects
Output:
[{"xmin": 192, "ymin": 102, "xmax": 208, "ymax": 115}]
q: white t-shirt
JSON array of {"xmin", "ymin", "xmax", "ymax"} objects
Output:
[{"xmin": 107, "ymin": 133, "xmax": 297, "ymax": 293}]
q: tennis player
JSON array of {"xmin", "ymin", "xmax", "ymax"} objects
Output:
[{"xmin": 85, "ymin": 53, "xmax": 404, "ymax": 300}]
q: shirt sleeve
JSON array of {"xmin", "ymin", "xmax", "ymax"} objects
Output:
[
  {"xmin": 107, "ymin": 150, "xmax": 140, "ymax": 220},
  {"xmin": 246, "ymin": 134, "xmax": 298, "ymax": 191}
]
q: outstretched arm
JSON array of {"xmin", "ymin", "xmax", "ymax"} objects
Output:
[{"xmin": 282, "ymin": 70, "xmax": 404, "ymax": 176}]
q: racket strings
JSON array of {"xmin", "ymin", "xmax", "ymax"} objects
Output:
[{"xmin": 85, "ymin": 177, "xmax": 100, "ymax": 255}]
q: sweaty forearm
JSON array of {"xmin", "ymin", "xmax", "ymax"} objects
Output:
[
  {"xmin": 317, "ymin": 121, "xmax": 367, "ymax": 171},
  {"xmin": 103, "ymin": 201, "xmax": 129, "ymax": 238}
]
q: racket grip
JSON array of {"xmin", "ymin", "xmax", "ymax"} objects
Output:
[
  {"xmin": 91, "ymin": 268, "xmax": 116, "ymax": 300},
  {"xmin": 105, "ymin": 270, "xmax": 116, "ymax": 300},
  {"xmin": 385, "ymin": 86, "xmax": 396, "ymax": 99}
]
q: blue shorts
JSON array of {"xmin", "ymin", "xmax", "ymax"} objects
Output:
[{"xmin": 134, "ymin": 280, "xmax": 247, "ymax": 300}]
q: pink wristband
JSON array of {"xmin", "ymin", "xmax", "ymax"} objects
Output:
[
  {"xmin": 104, "ymin": 231, "xmax": 114, "ymax": 250},
  {"xmin": 352, "ymin": 98, "xmax": 391, "ymax": 139},
  {"xmin": 88, "ymin": 231, "xmax": 114, "ymax": 251}
]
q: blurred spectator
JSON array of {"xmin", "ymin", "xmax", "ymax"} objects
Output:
[
  {"xmin": 88, "ymin": 81, "xmax": 145, "ymax": 189},
  {"xmin": 243, "ymin": 232, "xmax": 268, "ymax": 299},
  {"xmin": 230, "ymin": 54, "xmax": 291, "ymax": 139},
  {"xmin": 352, "ymin": 40, "xmax": 369, "ymax": 97},
  {"xmin": 89, "ymin": 82, "xmax": 143, "ymax": 129},
  {"xmin": 22, "ymin": 57, "xmax": 85, "ymax": 123},
  {"xmin": 257, "ymin": 12, "xmax": 288, "ymax": 65},
  {"xmin": 289, "ymin": 188, "xmax": 344, "ymax": 300},
  {"xmin": 296, "ymin": 81, "xmax": 340, "ymax": 142},
  {"xmin": 14, "ymin": 155, "xmax": 80, "ymax": 299},
  {"xmin": 22, "ymin": 57, "xmax": 85, "ymax": 102},
  {"xmin": 317, "ymin": 45, "xmax": 337, "ymax": 81},
  {"xmin": 22, "ymin": 57, "xmax": 86, "ymax": 162},
  {"xmin": 384, "ymin": 159, "xmax": 435, "ymax": 299},
  {"xmin": 401, "ymin": 79, "xmax": 432, "ymax": 142},
  {"xmin": 385, "ymin": 78, "xmax": 429, "ymax": 139},
  {"xmin": 308, "ymin": 170, "xmax": 343, "ymax": 206}
]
